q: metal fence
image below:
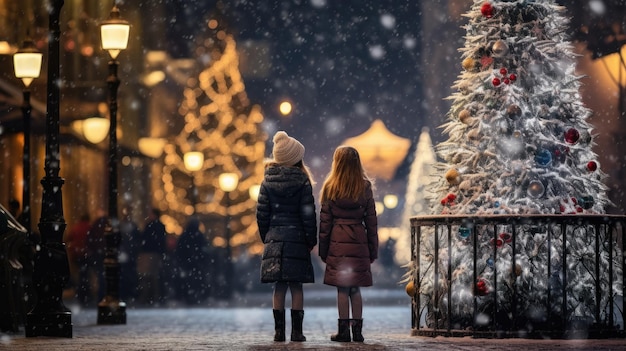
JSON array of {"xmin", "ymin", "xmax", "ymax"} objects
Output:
[{"xmin": 409, "ymin": 214, "xmax": 626, "ymax": 339}]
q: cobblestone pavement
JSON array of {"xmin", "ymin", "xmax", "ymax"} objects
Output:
[{"xmin": 2, "ymin": 289, "xmax": 625, "ymax": 351}]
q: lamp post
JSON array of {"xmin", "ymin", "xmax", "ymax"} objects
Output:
[
  {"xmin": 184, "ymin": 151, "xmax": 204, "ymax": 213},
  {"xmin": 13, "ymin": 36, "xmax": 42, "ymax": 234},
  {"xmin": 25, "ymin": 0, "xmax": 72, "ymax": 338},
  {"xmin": 218, "ymin": 172, "xmax": 239, "ymax": 299},
  {"xmin": 97, "ymin": 4, "xmax": 129, "ymax": 325}
]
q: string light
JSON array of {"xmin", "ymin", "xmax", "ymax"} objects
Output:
[{"xmin": 158, "ymin": 20, "xmax": 266, "ymax": 256}]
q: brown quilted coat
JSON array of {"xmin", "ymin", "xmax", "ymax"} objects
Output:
[{"xmin": 318, "ymin": 181, "xmax": 378, "ymax": 287}]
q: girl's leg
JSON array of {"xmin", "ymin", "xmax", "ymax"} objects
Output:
[
  {"xmin": 273, "ymin": 282, "xmax": 288, "ymax": 310},
  {"xmin": 348, "ymin": 287, "xmax": 363, "ymax": 319},
  {"xmin": 289, "ymin": 282, "xmax": 304, "ymax": 310},
  {"xmin": 288, "ymin": 282, "xmax": 306, "ymax": 342},
  {"xmin": 331, "ymin": 287, "xmax": 352, "ymax": 342},
  {"xmin": 337, "ymin": 287, "xmax": 351, "ymax": 319}
]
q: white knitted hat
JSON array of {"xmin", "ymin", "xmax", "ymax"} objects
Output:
[{"xmin": 272, "ymin": 131, "xmax": 305, "ymax": 166}]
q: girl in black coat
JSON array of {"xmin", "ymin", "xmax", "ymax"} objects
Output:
[{"xmin": 256, "ymin": 131, "xmax": 317, "ymax": 342}]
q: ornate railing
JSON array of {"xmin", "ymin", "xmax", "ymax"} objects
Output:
[{"xmin": 409, "ymin": 214, "xmax": 626, "ymax": 339}]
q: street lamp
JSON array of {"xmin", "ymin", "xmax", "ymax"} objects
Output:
[
  {"xmin": 13, "ymin": 36, "xmax": 42, "ymax": 234},
  {"xmin": 73, "ymin": 116, "xmax": 110, "ymax": 144},
  {"xmin": 184, "ymin": 151, "xmax": 204, "ymax": 213},
  {"xmin": 25, "ymin": 0, "xmax": 72, "ymax": 338},
  {"xmin": 97, "ymin": 4, "xmax": 129, "ymax": 325},
  {"xmin": 218, "ymin": 172, "xmax": 239, "ymax": 298}
]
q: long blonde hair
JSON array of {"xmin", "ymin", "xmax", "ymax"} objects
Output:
[{"xmin": 320, "ymin": 146, "xmax": 372, "ymax": 202}]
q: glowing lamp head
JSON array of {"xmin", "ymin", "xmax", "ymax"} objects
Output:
[{"xmin": 100, "ymin": 6, "xmax": 130, "ymax": 59}]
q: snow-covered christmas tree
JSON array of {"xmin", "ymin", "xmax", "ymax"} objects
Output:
[
  {"xmin": 411, "ymin": 0, "xmax": 623, "ymax": 336},
  {"xmin": 397, "ymin": 128, "xmax": 436, "ymax": 266}
]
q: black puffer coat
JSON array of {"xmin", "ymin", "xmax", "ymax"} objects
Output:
[
  {"xmin": 257, "ymin": 165, "xmax": 317, "ymax": 283},
  {"xmin": 318, "ymin": 181, "xmax": 378, "ymax": 287}
]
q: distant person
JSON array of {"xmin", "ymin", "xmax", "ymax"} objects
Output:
[
  {"xmin": 137, "ymin": 208, "xmax": 166, "ymax": 306},
  {"xmin": 175, "ymin": 217, "xmax": 210, "ymax": 305},
  {"xmin": 119, "ymin": 207, "xmax": 140, "ymax": 302},
  {"xmin": 64, "ymin": 213, "xmax": 91, "ymax": 305},
  {"xmin": 257, "ymin": 131, "xmax": 317, "ymax": 342},
  {"xmin": 318, "ymin": 146, "xmax": 378, "ymax": 343},
  {"xmin": 86, "ymin": 210, "xmax": 108, "ymax": 304}
]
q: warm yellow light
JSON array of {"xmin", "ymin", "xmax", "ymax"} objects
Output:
[
  {"xmin": 100, "ymin": 6, "xmax": 130, "ymax": 59},
  {"xmin": 78, "ymin": 117, "xmax": 110, "ymax": 144},
  {"xmin": 279, "ymin": 101, "xmax": 292, "ymax": 116},
  {"xmin": 219, "ymin": 173, "xmax": 239, "ymax": 192},
  {"xmin": 13, "ymin": 39, "xmax": 42, "ymax": 88},
  {"xmin": 383, "ymin": 194, "xmax": 398, "ymax": 209},
  {"xmin": 249, "ymin": 184, "xmax": 260, "ymax": 201},
  {"xmin": 138, "ymin": 137, "xmax": 167, "ymax": 158},
  {"xmin": 142, "ymin": 70, "xmax": 166, "ymax": 87},
  {"xmin": 375, "ymin": 201, "xmax": 385, "ymax": 215},
  {"xmin": 184, "ymin": 151, "xmax": 204, "ymax": 172}
]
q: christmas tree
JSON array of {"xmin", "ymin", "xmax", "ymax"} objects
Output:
[
  {"xmin": 415, "ymin": 0, "xmax": 622, "ymax": 334},
  {"xmin": 396, "ymin": 128, "xmax": 436, "ymax": 266},
  {"xmin": 159, "ymin": 13, "xmax": 266, "ymax": 256}
]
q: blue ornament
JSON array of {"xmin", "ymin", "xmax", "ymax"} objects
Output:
[
  {"xmin": 579, "ymin": 195, "xmax": 594, "ymax": 209},
  {"xmin": 494, "ymin": 201, "xmax": 500, "ymax": 208},
  {"xmin": 534, "ymin": 149, "xmax": 552, "ymax": 167},
  {"xmin": 458, "ymin": 227, "xmax": 471, "ymax": 239},
  {"xmin": 486, "ymin": 257, "xmax": 494, "ymax": 268}
]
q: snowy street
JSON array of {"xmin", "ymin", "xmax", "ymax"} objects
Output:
[{"xmin": 2, "ymin": 289, "xmax": 624, "ymax": 351}]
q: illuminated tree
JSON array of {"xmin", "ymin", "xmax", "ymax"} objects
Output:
[
  {"xmin": 396, "ymin": 128, "xmax": 436, "ymax": 265},
  {"xmin": 157, "ymin": 13, "xmax": 266, "ymax": 257}
]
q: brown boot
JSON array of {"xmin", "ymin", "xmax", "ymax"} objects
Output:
[
  {"xmin": 351, "ymin": 319, "xmax": 364, "ymax": 342},
  {"xmin": 273, "ymin": 309, "xmax": 285, "ymax": 341},
  {"xmin": 330, "ymin": 319, "xmax": 351, "ymax": 342},
  {"xmin": 290, "ymin": 309, "xmax": 306, "ymax": 342}
]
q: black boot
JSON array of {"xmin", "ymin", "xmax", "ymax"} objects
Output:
[
  {"xmin": 351, "ymin": 319, "xmax": 364, "ymax": 342},
  {"xmin": 273, "ymin": 309, "xmax": 285, "ymax": 341},
  {"xmin": 290, "ymin": 309, "xmax": 306, "ymax": 342},
  {"xmin": 330, "ymin": 319, "xmax": 351, "ymax": 342}
]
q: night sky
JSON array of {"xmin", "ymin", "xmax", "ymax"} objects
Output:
[{"xmin": 163, "ymin": 0, "xmax": 425, "ymax": 181}]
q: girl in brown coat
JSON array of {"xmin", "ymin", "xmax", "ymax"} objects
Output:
[{"xmin": 318, "ymin": 146, "xmax": 378, "ymax": 342}]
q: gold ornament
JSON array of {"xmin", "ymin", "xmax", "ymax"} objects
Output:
[
  {"xmin": 492, "ymin": 39, "xmax": 509, "ymax": 57},
  {"xmin": 462, "ymin": 57, "xmax": 475, "ymax": 71},
  {"xmin": 405, "ymin": 280, "xmax": 416, "ymax": 297},
  {"xmin": 458, "ymin": 109, "xmax": 471, "ymax": 124},
  {"xmin": 445, "ymin": 168, "xmax": 460, "ymax": 184}
]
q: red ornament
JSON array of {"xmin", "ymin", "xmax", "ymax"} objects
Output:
[
  {"xmin": 509, "ymin": 73, "xmax": 517, "ymax": 82},
  {"xmin": 499, "ymin": 232, "xmax": 512, "ymax": 243},
  {"xmin": 447, "ymin": 193, "xmax": 457, "ymax": 201},
  {"xmin": 587, "ymin": 161, "xmax": 598, "ymax": 172},
  {"xmin": 481, "ymin": 2, "xmax": 494, "ymax": 18},
  {"xmin": 490, "ymin": 238, "xmax": 504, "ymax": 248},
  {"xmin": 492, "ymin": 77, "xmax": 501, "ymax": 86},
  {"xmin": 481, "ymin": 55, "xmax": 494, "ymax": 68},
  {"xmin": 441, "ymin": 198, "xmax": 447, "ymax": 206},
  {"xmin": 503, "ymin": 78, "xmax": 510, "ymax": 84},
  {"xmin": 577, "ymin": 206, "xmax": 583, "ymax": 213},
  {"xmin": 499, "ymin": 67, "xmax": 507, "ymax": 75},
  {"xmin": 475, "ymin": 278, "xmax": 489, "ymax": 296},
  {"xmin": 564, "ymin": 128, "xmax": 580, "ymax": 144}
]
